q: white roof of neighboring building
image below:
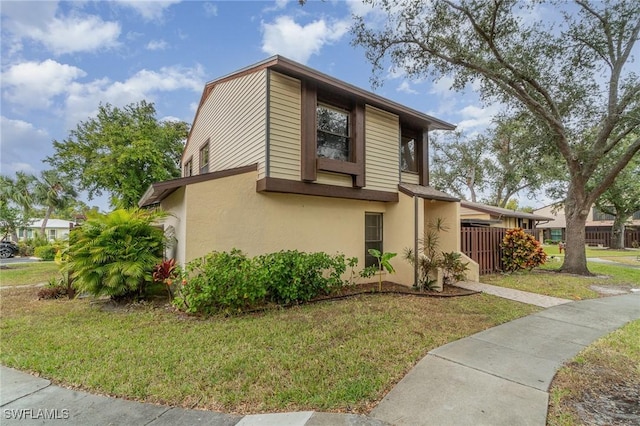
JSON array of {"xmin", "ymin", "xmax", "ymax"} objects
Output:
[{"xmin": 27, "ymin": 219, "xmax": 75, "ymax": 229}]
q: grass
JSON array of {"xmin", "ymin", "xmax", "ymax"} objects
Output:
[
  {"xmin": 547, "ymin": 319, "xmax": 640, "ymax": 426},
  {"xmin": 482, "ymin": 245, "xmax": 640, "ymax": 300},
  {"xmin": 0, "ymin": 261, "xmax": 60, "ymax": 287},
  {"xmin": 0, "ymin": 286, "xmax": 540, "ymax": 414}
]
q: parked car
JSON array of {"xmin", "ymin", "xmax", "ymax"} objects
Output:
[{"xmin": 0, "ymin": 241, "xmax": 19, "ymax": 259}]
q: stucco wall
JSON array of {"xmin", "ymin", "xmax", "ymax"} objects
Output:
[
  {"xmin": 158, "ymin": 187, "xmax": 187, "ymax": 266},
  {"xmin": 178, "ymin": 170, "xmax": 420, "ymax": 286}
]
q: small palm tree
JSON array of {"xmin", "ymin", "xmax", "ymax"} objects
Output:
[
  {"xmin": 67, "ymin": 208, "xmax": 167, "ymax": 300},
  {"xmin": 367, "ymin": 249, "xmax": 397, "ymax": 291}
]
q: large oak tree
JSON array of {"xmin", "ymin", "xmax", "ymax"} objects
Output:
[
  {"xmin": 352, "ymin": 0, "xmax": 640, "ymax": 275},
  {"xmin": 46, "ymin": 101, "xmax": 189, "ymax": 209}
]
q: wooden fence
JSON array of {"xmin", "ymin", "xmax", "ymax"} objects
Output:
[
  {"xmin": 585, "ymin": 228, "xmax": 640, "ymax": 248},
  {"xmin": 460, "ymin": 227, "xmax": 535, "ymax": 275}
]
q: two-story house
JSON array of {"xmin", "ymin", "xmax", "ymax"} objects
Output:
[{"xmin": 139, "ymin": 56, "xmax": 479, "ymax": 286}]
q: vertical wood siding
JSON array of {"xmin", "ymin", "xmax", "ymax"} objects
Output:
[
  {"xmin": 268, "ymin": 71, "xmax": 301, "ymax": 180},
  {"xmin": 184, "ymin": 70, "xmax": 267, "ymax": 179},
  {"xmin": 365, "ymin": 105, "xmax": 400, "ymax": 192}
]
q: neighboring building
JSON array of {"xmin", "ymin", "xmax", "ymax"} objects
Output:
[
  {"xmin": 139, "ymin": 56, "xmax": 480, "ymax": 285},
  {"xmin": 460, "ymin": 201, "xmax": 552, "ymax": 233},
  {"xmin": 534, "ymin": 204, "xmax": 640, "ymax": 246},
  {"xmin": 17, "ymin": 219, "xmax": 74, "ymax": 241}
]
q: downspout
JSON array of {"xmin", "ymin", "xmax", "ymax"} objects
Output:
[{"xmin": 414, "ymin": 195, "xmax": 419, "ymax": 287}]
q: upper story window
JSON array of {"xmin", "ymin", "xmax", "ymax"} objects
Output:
[
  {"xmin": 317, "ymin": 104, "xmax": 350, "ymax": 162},
  {"xmin": 183, "ymin": 158, "xmax": 193, "ymax": 177},
  {"xmin": 401, "ymin": 135, "xmax": 417, "ymax": 173},
  {"xmin": 199, "ymin": 143, "xmax": 210, "ymax": 174},
  {"xmin": 592, "ymin": 207, "xmax": 615, "ymax": 221}
]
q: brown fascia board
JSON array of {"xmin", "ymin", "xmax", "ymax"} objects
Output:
[
  {"xmin": 460, "ymin": 201, "xmax": 553, "ymax": 221},
  {"xmin": 398, "ymin": 183, "xmax": 460, "ymax": 202},
  {"xmin": 138, "ymin": 164, "xmax": 258, "ymax": 207},
  {"xmin": 181, "ymin": 55, "xmax": 455, "ymax": 164}
]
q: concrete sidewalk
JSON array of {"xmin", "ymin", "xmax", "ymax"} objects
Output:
[
  {"xmin": 370, "ymin": 292, "xmax": 640, "ymax": 425},
  {"xmin": 2, "ymin": 289, "xmax": 638, "ymax": 425}
]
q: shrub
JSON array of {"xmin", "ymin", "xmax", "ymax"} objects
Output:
[
  {"xmin": 501, "ymin": 228, "xmax": 547, "ymax": 272},
  {"xmin": 34, "ymin": 245, "xmax": 57, "ymax": 261},
  {"xmin": 174, "ymin": 249, "xmax": 352, "ymax": 315},
  {"xmin": 255, "ymin": 250, "xmax": 347, "ymax": 304},
  {"xmin": 175, "ymin": 249, "xmax": 265, "ymax": 315},
  {"xmin": 67, "ymin": 209, "xmax": 167, "ymax": 300},
  {"xmin": 37, "ymin": 276, "xmax": 69, "ymax": 300}
]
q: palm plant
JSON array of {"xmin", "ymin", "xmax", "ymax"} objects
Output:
[
  {"xmin": 33, "ymin": 170, "xmax": 78, "ymax": 237},
  {"xmin": 67, "ymin": 208, "xmax": 167, "ymax": 300}
]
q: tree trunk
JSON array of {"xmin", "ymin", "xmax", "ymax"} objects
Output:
[
  {"xmin": 560, "ymin": 189, "xmax": 591, "ymax": 275},
  {"xmin": 41, "ymin": 206, "xmax": 54, "ymax": 239},
  {"xmin": 610, "ymin": 216, "xmax": 627, "ymax": 249}
]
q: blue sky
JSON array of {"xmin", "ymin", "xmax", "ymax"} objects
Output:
[{"xmin": 1, "ymin": 0, "xmax": 502, "ymax": 210}]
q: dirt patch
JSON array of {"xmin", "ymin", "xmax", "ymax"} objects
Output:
[
  {"xmin": 590, "ymin": 285, "xmax": 632, "ymax": 295},
  {"xmin": 549, "ymin": 361, "xmax": 640, "ymax": 426}
]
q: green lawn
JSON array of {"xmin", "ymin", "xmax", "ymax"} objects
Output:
[
  {"xmin": 0, "ymin": 286, "xmax": 539, "ymax": 414},
  {"xmin": 547, "ymin": 319, "xmax": 640, "ymax": 426},
  {"xmin": 0, "ymin": 261, "xmax": 60, "ymax": 287}
]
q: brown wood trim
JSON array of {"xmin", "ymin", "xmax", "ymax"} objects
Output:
[
  {"xmin": 398, "ymin": 184, "xmax": 414, "ymax": 198},
  {"xmin": 420, "ymin": 130, "xmax": 429, "ymax": 186},
  {"xmin": 316, "ymin": 158, "xmax": 361, "ymax": 175},
  {"xmin": 301, "ymin": 80, "xmax": 317, "ymax": 182},
  {"xmin": 257, "ymin": 177, "xmax": 398, "ymax": 202},
  {"xmin": 354, "ymin": 102, "xmax": 365, "ymax": 188},
  {"xmin": 140, "ymin": 164, "xmax": 258, "ymax": 207}
]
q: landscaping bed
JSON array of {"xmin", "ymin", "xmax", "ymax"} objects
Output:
[{"xmin": 0, "ymin": 285, "xmax": 538, "ymax": 414}]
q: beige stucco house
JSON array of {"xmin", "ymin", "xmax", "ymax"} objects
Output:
[
  {"xmin": 139, "ymin": 56, "xmax": 479, "ymax": 286},
  {"xmin": 461, "ymin": 201, "xmax": 552, "ymax": 235},
  {"xmin": 535, "ymin": 203, "xmax": 640, "ymax": 246}
]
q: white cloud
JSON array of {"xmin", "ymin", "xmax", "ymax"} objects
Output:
[
  {"xmin": 1, "ymin": 60, "xmax": 87, "ymax": 109},
  {"xmin": 117, "ymin": 0, "xmax": 181, "ymax": 21},
  {"xmin": 0, "ymin": 116, "xmax": 50, "ymax": 175},
  {"xmin": 397, "ymin": 81, "xmax": 418, "ymax": 95},
  {"xmin": 429, "ymin": 76, "xmax": 456, "ymax": 98},
  {"xmin": 456, "ymin": 104, "xmax": 502, "ymax": 131},
  {"xmin": 63, "ymin": 65, "xmax": 205, "ymax": 127},
  {"xmin": 160, "ymin": 116, "xmax": 183, "ymax": 123},
  {"xmin": 146, "ymin": 39, "xmax": 168, "ymax": 51},
  {"xmin": 261, "ymin": 16, "xmax": 349, "ymax": 64},
  {"xmin": 203, "ymin": 2, "xmax": 218, "ymax": 17}
]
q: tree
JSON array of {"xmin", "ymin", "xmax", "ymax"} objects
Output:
[
  {"xmin": 32, "ymin": 170, "xmax": 78, "ymax": 238},
  {"xmin": 592, "ymin": 143, "xmax": 640, "ymax": 249},
  {"xmin": 431, "ymin": 114, "xmax": 558, "ymax": 207},
  {"xmin": 352, "ymin": 0, "xmax": 640, "ymax": 275},
  {"xmin": 430, "ymin": 132, "xmax": 490, "ymax": 202},
  {"xmin": 0, "ymin": 173, "xmax": 35, "ymax": 241},
  {"xmin": 483, "ymin": 114, "xmax": 559, "ymax": 207},
  {"xmin": 46, "ymin": 101, "xmax": 189, "ymax": 209}
]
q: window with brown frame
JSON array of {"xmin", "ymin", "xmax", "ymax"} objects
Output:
[
  {"xmin": 400, "ymin": 134, "xmax": 418, "ymax": 173},
  {"xmin": 183, "ymin": 158, "xmax": 193, "ymax": 177},
  {"xmin": 365, "ymin": 212, "xmax": 383, "ymax": 268},
  {"xmin": 317, "ymin": 104, "xmax": 351, "ymax": 162},
  {"xmin": 199, "ymin": 143, "xmax": 209, "ymax": 174}
]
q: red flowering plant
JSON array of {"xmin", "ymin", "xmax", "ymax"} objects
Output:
[
  {"xmin": 500, "ymin": 228, "xmax": 547, "ymax": 272},
  {"xmin": 152, "ymin": 258, "xmax": 180, "ymax": 300}
]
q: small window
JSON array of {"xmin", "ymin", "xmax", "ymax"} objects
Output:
[
  {"xmin": 183, "ymin": 158, "xmax": 192, "ymax": 177},
  {"xmin": 365, "ymin": 213, "xmax": 383, "ymax": 268},
  {"xmin": 48, "ymin": 229, "xmax": 56, "ymax": 240},
  {"xmin": 401, "ymin": 135, "xmax": 418, "ymax": 173},
  {"xmin": 317, "ymin": 104, "xmax": 350, "ymax": 162},
  {"xmin": 550, "ymin": 229, "xmax": 563, "ymax": 242},
  {"xmin": 200, "ymin": 143, "xmax": 210, "ymax": 174}
]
